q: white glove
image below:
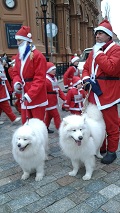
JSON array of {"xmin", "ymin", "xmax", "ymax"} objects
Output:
[{"xmin": 14, "ymin": 83, "xmax": 22, "ymax": 94}]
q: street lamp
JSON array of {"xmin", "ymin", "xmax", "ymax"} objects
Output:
[{"xmin": 40, "ymin": 0, "xmax": 49, "ymax": 62}]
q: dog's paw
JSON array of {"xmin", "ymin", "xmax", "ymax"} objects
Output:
[
  {"xmin": 82, "ymin": 174, "xmax": 91, "ymax": 181},
  {"xmin": 35, "ymin": 173, "xmax": 44, "ymax": 181},
  {"xmin": 21, "ymin": 172, "xmax": 30, "ymax": 180},
  {"xmin": 69, "ymin": 170, "xmax": 77, "ymax": 176}
]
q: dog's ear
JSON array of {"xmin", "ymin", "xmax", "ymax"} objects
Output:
[{"xmin": 63, "ymin": 118, "xmax": 68, "ymax": 126}]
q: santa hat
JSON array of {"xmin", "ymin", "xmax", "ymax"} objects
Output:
[
  {"xmin": 72, "ymin": 76, "xmax": 82, "ymax": 87},
  {"xmin": 94, "ymin": 20, "xmax": 113, "ymax": 37},
  {"xmin": 47, "ymin": 62, "xmax": 56, "ymax": 73},
  {"xmin": 15, "ymin": 26, "xmax": 32, "ymax": 42},
  {"xmin": 71, "ymin": 55, "xmax": 79, "ymax": 64}
]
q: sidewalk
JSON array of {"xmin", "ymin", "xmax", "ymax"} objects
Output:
[{"xmin": 0, "ymin": 81, "xmax": 120, "ymax": 213}]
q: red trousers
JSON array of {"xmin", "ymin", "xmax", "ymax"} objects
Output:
[
  {"xmin": 14, "ymin": 94, "xmax": 21, "ymax": 114},
  {"xmin": 0, "ymin": 100, "xmax": 17, "ymax": 122},
  {"xmin": 21, "ymin": 106, "xmax": 46, "ymax": 124},
  {"xmin": 100, "ymin": 105, "xmax": 119, "ymax": 152},
  {"xmin": 44, "ymin": 108, "xmax": 61, "ymax": 129}
]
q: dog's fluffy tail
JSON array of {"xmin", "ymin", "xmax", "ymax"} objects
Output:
[{"xmin": 85, "ymin": 103, "xmax": 103, "ymax": 121}]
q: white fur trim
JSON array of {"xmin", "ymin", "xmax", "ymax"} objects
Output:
[
  {"xmin": 94, "ymin": 26, "xmax": 113, "ymax": 37},
  {"xmin": 47, "ymin": 66, "xmax": 56, "ymax": 73},
  {"xmin": 73, "ymin": 79, "xmax": 82, "ymax": 87},
  {"xmin": 24, "ymin": 93, "xmax": 32, "ymax": 103},
  {"xmin": 82, "ymin": 76, "xmax": 90, "ymax": 81},
  {"xmin": 21, "ymin": 100, "xmax": 48, "ymax": 109},
  {"xmin": 46, "ymin": 105, "xmax": 57, "ymax": 110},
  {"xmin": 71, "ymin": 56, "xmax": 79, "ymax": 64},
  {"xmin": 15, "ymin": 35, "xmax": 32, "ymax": 42},
  {"xmin": 9, "ymin": 59, "xmax": 15, "ymax": 65}
]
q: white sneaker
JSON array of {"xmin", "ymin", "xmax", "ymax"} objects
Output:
[
  {"xmin": 0, "ymin": 121, "xmax": 4, "ymax": 125},
  {"xmin": 13, "ymin": 117, "xmax": 21, "ymax": 124}
]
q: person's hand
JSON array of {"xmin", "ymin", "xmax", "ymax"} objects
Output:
[
  {"xmin": 22, "ymin": 96, "xmax": 27, "ymax": 102},
  {"xmin": 83, "ymin": 79, "xmax": 91, "ymax": 91},
  {"xmin": 15, "ymin": 83, "xmax": 22, "ymax": 94}
]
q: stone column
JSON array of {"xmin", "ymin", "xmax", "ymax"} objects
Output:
[
  {"xmin": 70, "ymin": 15, "xmax": 81, "ymax": 55},
  {"xmin": 88, "ymin": 26, "xmax": 94, "ymax": 47},
  {"xmin": 56, "ymin": 4, "xmax": 71, "ymax": 55},
  {"xmin": 80, "ymin": 21, "xmax": 88, "ymax": 51}
]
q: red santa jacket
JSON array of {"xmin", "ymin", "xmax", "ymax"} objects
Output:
[
  {"xmin": 12, "ymin": 46, "xmax": 48, "ymax": 109},
  {"xmin": 63, "ymin": 66, "xmax": 80, "ymax": 88},
  {"xmin": 65, "ymin": 87, "xmax": 85, "ymax": 111},
  {"xmin": 82, "ymin": 41, "xmax": 120, "ymax": 110},
  {"xmin": 46, "ymin": 74, "xmax": 66, "ymax": 110},
  {"xmin": 0, "ymin": 71, "xmax": 12, "ymax": 102}
]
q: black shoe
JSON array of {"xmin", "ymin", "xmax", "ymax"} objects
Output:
[
  {"xmin": 101, "ymin": 151, "xmax": 117, "ymax": 164},
  {"xmin": 47, "ymin": 128, "xmax": 54, "ymax": 134}
]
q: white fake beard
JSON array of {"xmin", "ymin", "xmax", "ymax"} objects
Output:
[
  {"xmin": 93, "ymin": 42, "xmax": 106, "ymax": 54},
  {"xmin": 18, "ymin": 41, "xmax": 27, "ymax": 60}
]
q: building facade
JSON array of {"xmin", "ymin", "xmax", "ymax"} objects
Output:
[{"xmin": 0, "ymin": 0, "xmax": 101, "ymax": 63}]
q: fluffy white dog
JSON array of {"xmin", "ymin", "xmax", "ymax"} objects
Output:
[
  {"xmin": 59, "ymin": 103, "xmax": 106, "ymax": 180},
  {"xmin": 12, "ymin": 118, "xmax": 48, "ymax": 181}
]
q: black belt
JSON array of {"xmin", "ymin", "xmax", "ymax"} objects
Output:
[
  {"xmin": 96, "ymin": 76, "xmax": 120, "ymax": 80},
  {"xmin": 24, "ymin": 78, "xmax": 33, "ymax": 82},
  {"xmin": 47, "ymin": 92, "xmax": 57, "ymax": 94}
]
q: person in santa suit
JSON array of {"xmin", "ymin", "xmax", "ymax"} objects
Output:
[
  {"xmin": 65, "ymin": 76, "xmax": 86, "ymax": 115},
  {"xmin": 82, "ymin": 20, "xmax": 120, "ymax": 164},
  {"xmin": 63, "ymin": 55, "xmax": 80, "ymax": 90},
  {"xmin": 8, "ymin": 55, "xmax": 21, "ymax": 114},
  {"xmin": 0, "ymin": 59, "xmax": 21, "ymax": 124},
  {"xmin": 44, "ymin": 62, "xmax": 66, "ymax": 133},
  {"xmin": 12, "ymin": 26, "xmax": 48, "ymax": 124}
]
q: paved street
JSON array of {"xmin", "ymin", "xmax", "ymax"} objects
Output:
[{"xmin": 0, "ymin": 81, "xmax": 120, "ymax": 213}]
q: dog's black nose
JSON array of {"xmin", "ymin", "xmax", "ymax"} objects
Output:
[
  {"xmin": 78, "ymin": 136, "xmax": 83, "ymax": 140},
  {"xmin": 17, "ymin": 143, "xmax": 21, "ymax": 148}
]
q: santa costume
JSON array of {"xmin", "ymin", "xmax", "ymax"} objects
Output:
[
  {"xmin": 0, "ymin": 62, "xmax": 21, "ymax": 123},
  {"xmin": 8, "ymin": 55, "xmax": 21, "ymax": 114},
  {"xmin": 65, "ymin": 76, "xmax": 85, "ymax": 115},
  {"xmin": 63, "ymin": 55, "xmax": 80, "ymax": 89},
  {"xmin": 82, "ymin": 20, "xmax": 120, "ymax": 163},
  {"xmin": 44, "ymin": 62, "xmax": 66, "ymax": 132},
  {"xmin": 12, "ymin": 26, "xmax": 48, "ymax": 124}
]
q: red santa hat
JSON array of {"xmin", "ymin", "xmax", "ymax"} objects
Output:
[
  {"xmin": 15, "ymin": 26, "xmax": 32, "ymax": 42},
  {"xmin": 71, "ymin": 55, "xmax": 79, "ymax": 64},
  {"xmin": 94, "ymin": 20, "xmax": 113, "ymax": 37},
  {"xmin": 47, "ymin": 62, "xmax": 56, "ymax": 73},
  {"xmin": 72, "ymin": 76, "xmax": 82, "ymax": 87}
]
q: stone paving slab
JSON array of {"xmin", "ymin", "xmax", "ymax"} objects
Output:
[{"xmin": 0, "ymin": 80, "xmax": 120, "ymax": 212}]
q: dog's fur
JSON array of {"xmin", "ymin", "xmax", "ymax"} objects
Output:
[
  {"xmin": 59, "ymin": 103, "xmax": 106, "ymax": 180},
  {"xmin": 12, "ymin": 118, "xmax": 48, "ymax": 181}
]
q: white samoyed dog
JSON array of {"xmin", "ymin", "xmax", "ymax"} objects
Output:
[
  {"xmin": 12, "ymin": 118, "xmax": 48, "ymax": 181},
  {"xmin": 59, "ymin": 103, "xmax": 106, "ymax": 180}
]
